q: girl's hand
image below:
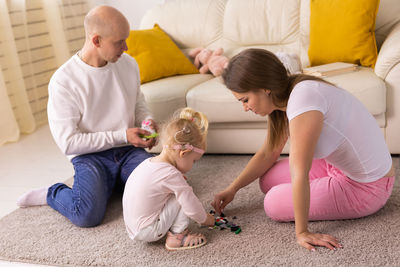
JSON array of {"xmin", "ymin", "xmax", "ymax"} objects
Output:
[
  {"xmin": 211, "ymin": 188, "xmax": 236, "ymax": 214},
  {"xmin": 296, "ymin": 231, "xmax": 342, "ymax": 251}
]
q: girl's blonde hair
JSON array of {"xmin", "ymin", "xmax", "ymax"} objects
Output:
[{"xmin": 161, "ymin": 107, "xmax": 209, "ymax": 149}]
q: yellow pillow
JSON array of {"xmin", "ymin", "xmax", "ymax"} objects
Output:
[
  {"xmin": 308, "ymin": 0, "xmax": 379, "ymax": 68},
  {"xmin": 125, "ymin": 24, "xmax": 199, "ymax": 84}
]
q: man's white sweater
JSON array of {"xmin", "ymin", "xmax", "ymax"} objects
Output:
[{"xmin": 47, "ymin": 53, "xmax": 151, "ymax": 160}]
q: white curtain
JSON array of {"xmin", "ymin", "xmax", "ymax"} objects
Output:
[{"xmin": 0, "ymin": 0, "xmax": 94, "ymax": 146}]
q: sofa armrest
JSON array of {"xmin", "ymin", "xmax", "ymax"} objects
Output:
[
  {"xmin": 383, "ymin": 62, "xmax": 400, "ymax": 153},
  {"xmin": 375, "ymin": 22, "xmax": 400, "ymax": 79}
]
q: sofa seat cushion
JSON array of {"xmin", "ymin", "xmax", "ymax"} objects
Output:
[
  {"xmin": 325, "ymin": 67, "xmax": 386, "ymax": 116},
  {"xmin": 186, "ymin": 77, "xmax": 264, "ymax": 123},
  {"xmin": 187, "ymin": 69, "xmax": 385, "ymax": 125},
  {"xmin": 141, "ymin": 74, "xmax": 213, "ymax": 122}
]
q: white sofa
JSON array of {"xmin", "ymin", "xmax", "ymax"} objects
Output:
[{"xmin": 140, "ymin": 0, "xmax": 400, "ymax": 154}]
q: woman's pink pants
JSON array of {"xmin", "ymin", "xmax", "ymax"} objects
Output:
[{"xmin": 259, "ymin": 158, "xmax": 394, "ymax": 221}]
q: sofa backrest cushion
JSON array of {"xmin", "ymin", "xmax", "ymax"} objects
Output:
[
  {"xmin": 141, "ymin": 0, "xmax": 400, "ymax": 67},
  {"xmin": 374, "ymin": 0, "xmax": 400, "ymax": 49},
  {"xmin": 140, "ymin": 0, "xmax": 226, "ymax": 50},
  {"xmin": 221, "ymin": 0, "xmax": 301, "ymax": 56},
  {"xmin": 141, "ymin": 0, "xmax": 301, "ymax": 57}
]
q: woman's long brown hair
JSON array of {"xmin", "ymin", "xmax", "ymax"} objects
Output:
[{"xmin": 222, "ymin": 48, "xmax": 330, "ymax": 151}]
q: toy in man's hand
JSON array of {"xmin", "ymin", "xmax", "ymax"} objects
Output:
[
  {"xmin": 188, "ymin": 47, "xmax": 229, "ymax": 76},
  {"xmin": 209, "ymin": 210, "xmax": 241, "ymax": 234},
  {"xmin": 140, "ymin": 120, "xmax": 159, "ymax": 139}
]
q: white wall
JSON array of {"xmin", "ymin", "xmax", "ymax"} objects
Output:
[{"xmin": 94, "ymin": 0, "xmax": 165, "ymax": 29}]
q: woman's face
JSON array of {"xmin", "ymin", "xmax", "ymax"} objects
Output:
[{"xmin": 232, "ymin": 89, "xmax": 278, "ymax": 116}]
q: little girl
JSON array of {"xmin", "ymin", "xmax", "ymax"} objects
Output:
[{"xmin": 122, "ymin": 107, "xmax": 215, "ymax": 251}]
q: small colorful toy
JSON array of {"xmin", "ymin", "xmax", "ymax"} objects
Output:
[
  {"xmin": 140, "ymin": 120, "xmax": 159, "ymax": 139},
  {"xmin": 209, "ymin": 210, "xmax": 241, "ymax": 234}
]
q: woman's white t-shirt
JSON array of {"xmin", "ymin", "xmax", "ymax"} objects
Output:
[{"xmin": 286, "ymin": 80, "xmax": 392, "ymax": 183}]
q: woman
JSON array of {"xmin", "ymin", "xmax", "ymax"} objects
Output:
[{"xmin": 212, "ymin": 48, "xmax": 395, "ymax": 251}]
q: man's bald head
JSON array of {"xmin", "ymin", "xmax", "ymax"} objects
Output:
[{"xmin": 84, "ymin": 5, "xmax": 129, "ymax": 39}]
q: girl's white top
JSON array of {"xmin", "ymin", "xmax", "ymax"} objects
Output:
[{"xmin": 123, "ymin": 158, "xmax": 207, "ymax": 236}]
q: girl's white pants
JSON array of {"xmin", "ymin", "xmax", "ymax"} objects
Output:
[{"xmin": 130, "ymin": 196, "xmax": 189, "ymax": 242}]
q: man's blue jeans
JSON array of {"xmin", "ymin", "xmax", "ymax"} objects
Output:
[{"xmin": 47, "ymin": 146, "xmax": 152, "ymax": 227}]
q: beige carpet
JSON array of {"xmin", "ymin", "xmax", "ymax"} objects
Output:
[{"xmin": 0, "ymin": 155, "xmax": 399, "ymax": 266}]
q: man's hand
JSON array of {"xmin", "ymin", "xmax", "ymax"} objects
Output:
[
  {"xmin": 147, "ymin": 119, "xmax": 158, "ymax": 133},
  {"xmin": 126, "ymin": 128, "xmax": 155, "ymax": 148},
  {"xmin": 145, "ymin": 119, "xmax": 158, "ymax": 149}
]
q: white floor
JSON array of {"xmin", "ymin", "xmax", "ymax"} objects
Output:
[{"xmin": 0, "ymin": 124, "xmax": 74, "ymax": 267}]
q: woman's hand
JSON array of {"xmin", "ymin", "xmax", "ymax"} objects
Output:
[
  {"xmin": 211, "ymin": 188, "xmax": 236, "ymax": 214},
  {"xmin": 296, "ymin": 231, "xmax": 342, "ymax": 251}
]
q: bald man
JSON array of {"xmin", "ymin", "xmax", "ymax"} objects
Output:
[{"xmin": 17, "ymin": 6, "xmax": 158, "ymax": 227}]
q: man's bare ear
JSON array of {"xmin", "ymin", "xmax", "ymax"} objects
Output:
[
  {"xmin": 92, "ymin": 35, "xmax": 101, "ymax": 47},
  {"xmin": 179, "ymin": 149, "xmax": 191, "ymax": 158}
]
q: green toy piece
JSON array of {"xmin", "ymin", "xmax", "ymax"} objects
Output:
[
  {"xmin": 140, "ymin": 132, "xmax": 159, "ymax": 139},
  {"xmin": 209, "ymin": 210, "xmax": 241, "ymax": 234}
]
